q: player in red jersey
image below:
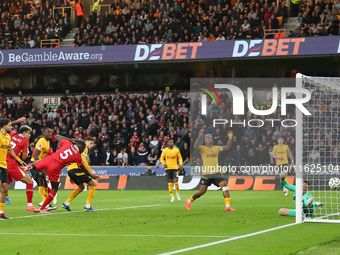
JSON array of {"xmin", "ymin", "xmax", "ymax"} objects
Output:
[
  {"xmin": 6, "ymin": 125, "xmax": 38, "ymax": 212},
  {"xmin": 24, "ymin": 135, "xmax": 100, "ymax": 213},
  {"xmin": 5, "ymin": 117, "xmax": 28, "ymax": 205}
]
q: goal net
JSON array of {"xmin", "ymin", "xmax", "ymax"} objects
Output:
[{"xmin": 296, "ymin": 73, "xmax": 340, "ymax": 223}]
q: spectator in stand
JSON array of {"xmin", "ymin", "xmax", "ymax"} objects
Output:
[
  {"xmin": 230, "ymin": 145, "xmax": 247, "ymax": 166},
  {"xmin": 128, "ymin": 147, "xmax": 138, "ymax": 166},
  {"xmin": 90, "ymin": 147, "xmax": 102, "ymax": 166},
  {"xmin": 175, "ymin": 135, "xmax": 185, "ymax": 155},
  {"xmin": 130, "ymin": 131, "xmax": 139, "ymax": 148},
  {"xmin": 118, "ymin": 148, "xmax": 128, "ymax": 167},
  {"xmin": 215, "ymin": 33, "xmax": 226, "ymax": 41},
  {"xmin": 113, "ymin": 132, "xmax": 125, "ymax": 151},
  {"xmin": 76, "ymin": 0, "xmax": 85, "ymax": 28},
  {"xmin": 246, "ymin": 148, "xmax": 259, "ymax": 166},
  {"xmin": 244, "ymin": 126, "xmax": 256, "ymax": 141},
  {"xmin": 137, "ymin": 143, "xmax": 148, "ymax": 166},
  {"xmin": 104, "ymin": 147, "xmax": 113, "ymax": 165},
  {"xmin": 182, "ymin": 143, "xmax": 190, "ymax": 160},
  {"xmin": 147, "ymin": 149, "xmax": 157, "ymax": 166},
  {"xmin": 183, "ymin": 157, "xmax": 191, "ymax": 166},
  {"xmin": 257, "ymin": 144, "xmax": 270, "ymax": 165},
  {"xmin": 149, "ymin": 136, "xmax": 160, "ymax": 156}
]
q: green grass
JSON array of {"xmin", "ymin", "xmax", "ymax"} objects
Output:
[
  {"xmin": 0, "ymin": 190, "xmax": 339, "ymax": 255},
  {"xmin": 296, "ymin": 238, "xmax": 340, "ymax": 255}
]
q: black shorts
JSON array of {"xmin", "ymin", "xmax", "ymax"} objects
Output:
[
  {"xmin": 200, "ymin": 173, "xmax": 225, "ymax": 187},
  {"xmin": 68, "ymin": 169, "xmax": 92, "ymax": 185},
  {"xmin": 30, "ymin": 169, "xmax": 45, "ymax": 181},
  {"xmin": 0, "ymin": 167, "xmax": 8, "ymax": 183},
  {"xmin": 165, "ymin": 169, "xmax": 179, "ymax": 180},
  {"xmin": 278, "ymin": 164, "xmax": 289, "ymax": 167}
]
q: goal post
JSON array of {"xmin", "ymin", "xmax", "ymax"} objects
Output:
[
  {"xmin": 295, "ymin": 73, "xmax": 340, "ymax": 224},
  {"xmin": 295, "ymin": 73, "xmax": 303, "ymax": 224}
]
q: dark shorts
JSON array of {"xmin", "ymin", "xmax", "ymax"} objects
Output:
[
  {"xmin": 165, "ymin": 169, "xmax": 178, "ymax": 180},
  {"xmin": 30, "ymin": 169, "xmax": 46, "ymax": 181},
  {"xmin": 278, "ymin": 164, "xmax": 289, "ymax": 167},
  {"xmin": 0, "ymin": 167, "xmax": 8, "ymax": 183},
  {"xmin": 200, "ymin": 173, "xmax": 225, "ymax": 187},
  {"xmin": 68, "ymin": 169, "xmax": 92, "ymax": 185}
]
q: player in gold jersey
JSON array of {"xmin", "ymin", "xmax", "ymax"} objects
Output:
[
  {"xmin": 30, "ymin": 127, "xmax": 56, "ymax": 211},
  {"xmin": 273, "ymin": 137, "xmax": 294, "ymax": 196},
  {"xmin": 186, "ymin": 129, "xmax": 235, "ymax": 211},
  {"xmin": 160, "ymin": 139, "xmax": 183, "ymax": 202},
  {"xmin": 0, "ymin": 118, "xmax": 27, "ymax": 219},
  {"xmin": 61, "ymin": 137, "xmax": 98, "ymax": 212}
]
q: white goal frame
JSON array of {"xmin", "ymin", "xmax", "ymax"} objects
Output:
[{"xmin": 296, "ymin": 73, "xmax": 340, "ymax": 224}]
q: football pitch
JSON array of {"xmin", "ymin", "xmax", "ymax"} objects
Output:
[{"xmin": 0, "ymin": 190, "xmax": 340, "ymax": 255}]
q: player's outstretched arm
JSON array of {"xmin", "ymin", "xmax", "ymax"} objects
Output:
[
  {"xmin": 80, "ymin": 165, "xmax": 100, "ymax": 180},
  {"xmin": 222, "ymin": 131, "xmax": 233, "ymax": 151},
  {"xmin": 279, "ymin": 172, "xmax": 295, "ymax": 192},
  {"xmin": 194, "ymin": 129, "xmax": 204, "ymax": 153},
  {"xmin": 11, "ymin": 117, "xmax": 26, "ymax": 125},
  {"xmin": 55, "ymin": 135, "xmax": 80, "ymax": 143},
  {"xmin": 8, "ymin": 147, "xmax": 26, "ymax": 166}
]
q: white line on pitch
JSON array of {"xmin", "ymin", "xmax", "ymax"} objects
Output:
[
  {"xmin": 4, "ymin": 204, "xmax": 161, "ymax": 220},
  {"xmin": 159, "ymin": 223, "xmax": 299, "ymax": 255},
  {"xmin": 0, "ymin": 233, "xmax": 235, "ymax": 238}
]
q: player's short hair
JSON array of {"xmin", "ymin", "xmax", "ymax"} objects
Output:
[
  {"xmin": 42, "ymin": 127, "xmax": 51, "ymax": 133},
  {"xmin": 76, "ymin": 140, "xmax": 86, "ymax": 149},
  {"xmin": 84, "ymin": 137, "xmax": 94, "ymax": 142},
  {"xmin": 0, "ymin": 118, "xmax": 10, "ymax": 128},
  {"xmin": 19, "ymin": 125, "xmax": 32, "ymax": 133},
  {"xmin": 303, "ymin": 180, "xmax": 310, "ymax": 185},
  {"xmin": 204, "ymin": 134, "xmax": 212, "ymax": 139}
]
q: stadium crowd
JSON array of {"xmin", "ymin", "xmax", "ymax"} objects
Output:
[
  {"xmin": 74, "ymin": 0, "xmax": 288, "ymax": 46},
  {"xmin": 0, "ymin": 0, "xmax": 340, "ymax": 49},
  {"xmin": 0, "ymin": 0, "xmax": 71, "ymax": 49},
  {"xmin": 290, "ymin": 1, "xmax": 340, "ymax": 37},
  {"xmin": 0, "ymin": 84, "xmax": 335, "ymax": 171},
  {"xmin": 0, "ymin": 91, "xmax": 191, "ymax": 167}
]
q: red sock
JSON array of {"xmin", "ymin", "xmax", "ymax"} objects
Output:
[
  {"xmin": 41, "ymin": 190, "xmax": 56, "ymax": 210},
  {"xmin": 26, "ymin": 183, "xmax": 33, "ymax": 204},
  {"xmin": 48, "ymin": 187, "xmax": 52, "ymax": 193}
]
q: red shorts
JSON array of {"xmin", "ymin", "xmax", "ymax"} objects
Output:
[
  {"xmin": 7, "ymin": 161, "xmax": 28, "ymax": 184},
  {"xmin": 35, "ymin": 157, "xmax": 64, "ymax": 183}
]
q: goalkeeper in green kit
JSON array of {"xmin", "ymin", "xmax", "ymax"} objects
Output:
[{"xmin": 278, "ymin": 172, "xmax": 323, "ymax": 217}]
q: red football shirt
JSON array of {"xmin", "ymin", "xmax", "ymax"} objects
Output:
[
  {"xmin": 50, "ymin": 139, "xmax": 83, "ymax": 167},
  {"xmin": 7, "ymin": 130, "xmax": 29, "ymax": 163}
]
